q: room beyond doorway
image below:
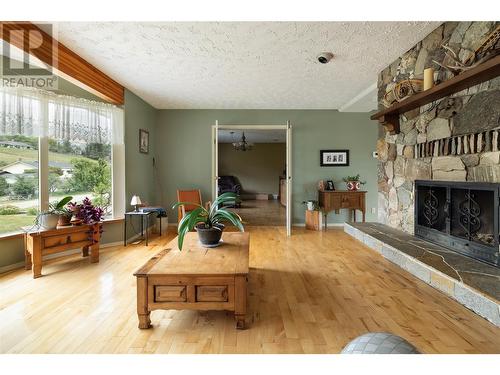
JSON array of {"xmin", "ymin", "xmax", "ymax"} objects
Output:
[{"xmin": 217, "ymin": 128, "xmax": 287, "ymax": 226}]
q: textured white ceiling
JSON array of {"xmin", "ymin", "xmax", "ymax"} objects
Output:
[
  {"xmin": 54, "ymin": 22, "xmax": 440, "ymax": 110},
  {"xmin": 218, "ymin": 129, "xmax": 285, "ymax": 143}
]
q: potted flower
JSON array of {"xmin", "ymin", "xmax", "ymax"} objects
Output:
[
  {"xmin": 67, "ymin": 197, "xmax": 104, "ymax": 225},
  {"xmin": 342, "ymin": 174, "xmax": 366, "ymax": 191},
  {"xmin": 36, "ymin": 196, "xmax": 73, "ymax": 230},
  {"xmin": 173, "ymin": 192, "xmax": 244, "ymax": 250}
]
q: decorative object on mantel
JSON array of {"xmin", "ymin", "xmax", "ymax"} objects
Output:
[
  {"xmin": 371, "ymin": 54, "xmax": 500, "ymax": 135},
  {"xmin": 342, "ymin": 174, "xmax": 366, "ymax": 191},
  {"xmin": 172, "ymin": 192, "xmax": 244, "ymax": 250},
  {"xmin": 432, "ymin": 25, "xmax": 500, "ymax": 76},
  {"xmin": 139, "ymin": 129, "xmax": 149, "ymax": 154},
  {"xmin": 320, "ymin": 149, "xmax": 349, "ymax": 166},
  {"xmin": 232, "ymin": 131, "xmax": 254, "ymax": 151},
  {"xmin": 423, "ymin": 67, "xmax": 434, "ymax": 91},
  {"xmin": 382, "ymin": 78, "xmax": 424, "ymax": 108},
  {"xmin": 131, "ymin": 195, "xmax": 142, "ymax": 212}
]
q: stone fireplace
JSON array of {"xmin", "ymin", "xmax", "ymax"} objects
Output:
[
  {"xmin": 415, "ymin": 180, "xmax": 500, "ymax": 267},
  {"xmin": 347, "ymin": 21, "xmax": 500, "ymax": 327},
  {"xmin": 377, "ymin": 21, "xmax": 500, "ymax": 234}
]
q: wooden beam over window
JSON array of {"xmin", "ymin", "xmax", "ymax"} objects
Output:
[{"xmin": 0, "ymin": 21, "xmax": 124, "ymax": 105}]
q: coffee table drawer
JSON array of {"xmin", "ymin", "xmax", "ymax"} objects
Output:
[
  {"xmin": 155, "ymin": 285, "xmax": 187, "ymax": 302},
  {"xmin": 196, "ymin": 285, "xmax": 228, "ymax": 302}
]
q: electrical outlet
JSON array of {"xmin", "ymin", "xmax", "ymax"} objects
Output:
[{"xmin": 371, "ymin": 207, "xmax": 376, "ymax": 214}]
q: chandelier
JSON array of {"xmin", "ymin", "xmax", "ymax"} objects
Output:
[{"xmin": 232, "ymin": 132, "xmax": 253, "ymax": 151}]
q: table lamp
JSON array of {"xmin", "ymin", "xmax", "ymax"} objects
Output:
[{"xmin": 131, "ymin": 195, "xmax": 142, "ymax": 212}]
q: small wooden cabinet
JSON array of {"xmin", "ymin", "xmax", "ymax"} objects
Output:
[{"xmin": 318, "ymin": 190, "xmax": 366, "ymax": 230}]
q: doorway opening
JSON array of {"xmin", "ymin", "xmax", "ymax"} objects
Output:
[
  {"xmin": 218, "ymin": 129, "xmax": 286, "ymax": 226},
  {"xmin": 211, "ymin": 123, "xmax": 292, "ymax": 235}
]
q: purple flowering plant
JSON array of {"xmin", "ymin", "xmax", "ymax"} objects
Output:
[{"xmin": 67, "ymin": 197, "xmax": 104, "ymax": 224}]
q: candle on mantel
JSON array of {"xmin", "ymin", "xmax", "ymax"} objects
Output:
[{"xmin": 424, "ymin": 67, "xmax": 434, "ymax": 90}]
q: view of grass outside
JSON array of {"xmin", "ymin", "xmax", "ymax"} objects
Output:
[{"xmin": 0, "ymin": 135, "xmax": 112, "ymax": 235}]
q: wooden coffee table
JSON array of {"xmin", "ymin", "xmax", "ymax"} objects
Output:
[{"xmin": 134, "ymin": 231, "xmax": 249, "ymax": 329}]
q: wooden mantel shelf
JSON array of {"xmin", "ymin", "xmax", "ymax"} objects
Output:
[{"xmin": 371, "ymin": 55, "xmax": 500, "ymax": 134}]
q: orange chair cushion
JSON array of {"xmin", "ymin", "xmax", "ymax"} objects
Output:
[{"xmin": 178, "ymin": 190, "xmax": 201, "ymax": 212}]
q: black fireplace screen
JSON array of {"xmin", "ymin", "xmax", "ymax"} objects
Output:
[{"xmin": 415, "ymin": 180, "xmax": 499, "ymax": 267}]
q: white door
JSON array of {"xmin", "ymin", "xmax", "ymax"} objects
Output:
[
  {"xmin": 286, "ymin": 121, "xmax": 292, "ymax": 236},
  {"xmin": 212, "ymin": 120, "xmax": 219, "ymax": 202}
]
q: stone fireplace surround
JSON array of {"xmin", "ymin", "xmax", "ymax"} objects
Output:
[
  {"xmin": 353, "ymin": 21, "xmax": 500, "ymax": 326},
  {"xmin": 376, "ymin": 21, "xmax": 500, "ymax": 234}
]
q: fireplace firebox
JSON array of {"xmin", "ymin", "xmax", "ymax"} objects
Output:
[{"xmin": 415, "ymin": 180, "xmax": 500, "ymax": 267}]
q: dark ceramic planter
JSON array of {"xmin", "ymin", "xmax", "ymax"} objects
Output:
[{"xmin": 196, "ymin": 223, "xmax": 224, "ymax": 247}]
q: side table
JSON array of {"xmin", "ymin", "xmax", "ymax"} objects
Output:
[
  {"xmin": 124, "ymin": 210, "xmax": 159, "ymax": 246},
  {"xmin": 24, "ymin": 223, "xmax": 102, "ymax": 278}
]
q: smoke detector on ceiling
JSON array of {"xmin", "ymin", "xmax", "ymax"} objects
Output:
[{"xmin": 317, "ymin": 52, "xmax": 334, "ymax": 64}]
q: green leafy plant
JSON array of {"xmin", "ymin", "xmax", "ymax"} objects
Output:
[
  {"xmin": 301, "ymin": 200, "xmax": 320, "ymax": 210},
  {"xmin": 342, "ymin": 174, "xmax": 366, "ymax": 184},
  {"xmin": 47, "ymin": 195, "xmax": 73, "ymax": 215},
  {"xmin": 172, "ymin": 192, "xmax": 244, "ymax": 250}
]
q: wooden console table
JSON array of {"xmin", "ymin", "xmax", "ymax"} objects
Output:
[
  {"xmin": 24, "ymin": 223, "xmax": 102, "ymax": 278},
  {"xmin": 318, "ymin": 190, "xmax": 366, "ymax": 230},
  {"xmin": 134, "ymin": 231, "xmax": 249, "ymax": 329}
]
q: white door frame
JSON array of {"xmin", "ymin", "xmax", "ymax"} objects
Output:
[{"xmin": 211, "ymin": 122, "xmax": 292, "ymax": 236}]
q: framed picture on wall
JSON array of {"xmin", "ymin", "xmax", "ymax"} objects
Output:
[
  {"xmin": 320, "ymin": 149, "xmax": 349, "ymax": 166},
  {"xmin": 139, "ymin": 129, "xmax": 149, "ymax": 154}
]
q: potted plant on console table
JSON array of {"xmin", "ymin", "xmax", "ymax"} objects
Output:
[
  {"xmin": 342, "ymin": 174, "xmax": 366, "ymax": 191},
  {"xmin": 173, "ymin": 192, "xmax": 244, "ymax": 250}
]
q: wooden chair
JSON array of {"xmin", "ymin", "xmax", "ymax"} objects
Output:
[{"xmin": 176, "ymin": 189, "xmax": 211, "ymax": 223}]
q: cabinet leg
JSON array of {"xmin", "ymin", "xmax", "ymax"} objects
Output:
[
  {"xmin": 235, "ymin": 314, "xmax": 246, "ymax": 330},
  {"xmin": 138, "ymin": 313, "xmax": 151, "ymax": 329},
  {"xmin": 32, "ymin": 246, "xmax": 42, "ymax": 278},
  {"xmin": 235, "ymin": 275, "xmax": 247, "ymax": 329},
  {"xmin": 82, "ymin": 246, "xmax": 89, "ymax": 257},
  {"xmin": 90, "ymin": 245, "xmax": 99, "ymax": 263},
  {"xmin": 24, "ymin": 249, "xmax": 32, "ymax": 270},
  {"xmin": 353, "ymin": 210, "xmax": 356, "ymax": 222},
  {"xmin": 137, "ymin": 277, "xmax": 151, "ymax": 329}
]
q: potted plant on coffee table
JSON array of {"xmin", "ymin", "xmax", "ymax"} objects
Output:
[{"xmin": 173, "ymin": 192, "xmax": 244, "ymax": 250}]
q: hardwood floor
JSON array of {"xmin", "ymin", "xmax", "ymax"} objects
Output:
[
  {"xmin": 0, "ymin": 226, "xmax": 498, "ymax": 354},
  {"xmin": 232, "ymin": 199, "xmax": 285, "ymax": 226}
]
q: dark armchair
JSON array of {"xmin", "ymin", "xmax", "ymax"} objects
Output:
[{"xmin": 218, "ymin": 175, "xmax": 242, "ymax": 207}]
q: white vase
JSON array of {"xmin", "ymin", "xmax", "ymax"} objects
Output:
[
  {"xmin": 39, "ymin": 213, "xmax": 60, "ymax": 230},
  {"xmin": 307, "ymin": 201, "xmax": 314, "ymax": 211}
]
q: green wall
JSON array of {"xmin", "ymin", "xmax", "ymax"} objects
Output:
[{"xmin": 155, "ymin": 109, "xmax": 378, "ymax": 224}]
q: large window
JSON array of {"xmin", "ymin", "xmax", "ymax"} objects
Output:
[{"xmin": 0, "ymin": 87, "xmax": 124, "ymax": 236}]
